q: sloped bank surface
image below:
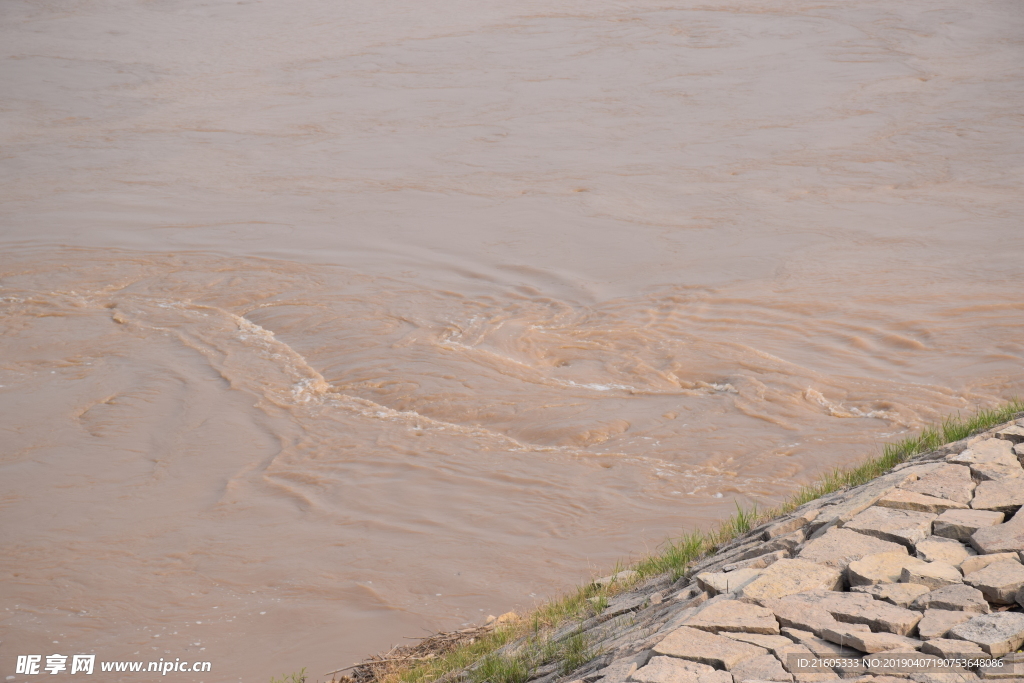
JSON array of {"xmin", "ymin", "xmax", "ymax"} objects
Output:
[
  {"xmin": 342, "ymin": 413, "xmax": 1024, "ymax": 683},
  {"xmin": 426, "ymin": 417, "xmax": 1024, "ymax": 683}
]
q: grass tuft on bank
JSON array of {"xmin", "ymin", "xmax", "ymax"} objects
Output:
[{"xmin": 341, "ymin": 399, "xmax": 1024, "ymax": 683}]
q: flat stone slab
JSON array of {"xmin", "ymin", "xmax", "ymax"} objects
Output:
[
  {"xmin": 949, "ymin": 439, "xmax": 1023, "ymax": 481},
  {"xmin": 917, "ymin": 609, "xmax": 975, "ymax": 639},
  {"xmin": 722, "ymin": 632, "xmax": 796, "ymax": 653},
  {"xmin": 730, "ymin": 654, "xmax": 794, "ymax": 682},
  {"xmin": 970, "ymin": 480, "xmax": 1024, "ymax": 514},
  {"xmin": 819, "ymin": 625, "xmax": 922, "ymax": 653},
  {"xmin": 970, "ymin": 508, "xmax": 1024, "ymax": 555},
  {"xmin": 722, "ymin": 550, "xmax": 789, "ymax": 573},
  {"xmin": 919, "ymin": 638, "xmax": 986, "ymax": 658},
  {"xmin": 808, "ymin": 468, "xmax": 933, "ymax": 538},
  {"xmin": 844, "ymin": 506, "xmax": 937, "ymax": 549},
  {"xmin": 976, "ymin": 651, "xmax": 1024, "ymax": 680},
  {"xmin": 963, "ymin": 560, "xmax": 1024, "ymax": 604},
  {"xmin": 739, "ymin": 559, "xmax": 843, "ymax": 602},
  {"xmin": 655, "ymin": 626, "xmax": 769, "ymax": 670},
  {"xmin": 947, "ymin": 612, "xmax": 1024, "ymax": 656},
  {"xmin": 916, "ymin": 537, "xmax": 975, "ymax": 565},
  {"xmin": 901, "ymin": 465, "xmax": 975, "ymax": 505},
  {"xmin": 764, "ymin": 509, "xmax": 820, "ymax": 540},
  {"xmin": 960, "ymin": 552, "xmax": 1020, "ymax": 575},
  {"xmin": 901, "ymin": 561, "xmax": 963, "ymax": 590},
  {"xmin": 993, "ymin": 425, "xmax": 1024, "ymax": 444},
  {"xmin": 850, "ymin": 582, "xmax": 931, "ymax": 608},
  {"xmin": 629, "ymin": 656, "xmax": 732, "ymax": 683},
  {"xmin": 934, "ymin": 509, "xmax": 1005, "ymax": 542},
  {"xmin": 798, "ymin": 528, "xmax": 908, "ymax": 571},
  {"xmin": 764, "ymin": 600, "xmax": 851, "ymax": 638},
  {"xmin": 683, "ymin": 599, "xmax": 780, "ymax": 634},
  {"xmin": 848, "ymin": 551, "xmax": 926, "ymax": 586},
  {"xmin": 911, "ymin": 584, "xmax": 991, "ymax": 613},
  {"xmin": 877, "ymin": 489, "xmax": 967, "ymax": 514},
  {"xmin": 781, "ymin": 590, "xmax": 922, "ymax": 636},
  {"xmin": 781, "ymin": 628, "xmax": 863, "ymax": 657},
  {"xmin": 696, "ymin": 567, "xmax": 764, "ymax": 596}
]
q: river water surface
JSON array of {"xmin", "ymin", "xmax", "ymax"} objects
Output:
[{"xmin": 2, "ymin": 0, "xmax": 1023, "ymax": 680}]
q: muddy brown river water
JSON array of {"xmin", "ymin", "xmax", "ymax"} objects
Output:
[{"xmin": 2, "ymin": 0, "xmax": 1023, "ymax": 680}]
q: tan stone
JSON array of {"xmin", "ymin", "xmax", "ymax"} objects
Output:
[
  {"xmin": 764, "ymin": 599, "xmax": 848, "ymax": 637},
  {"xmin": 933, "ymin": 509, "xmax": 1005, "ymax": 541},
  {"xmin": 730, "ymin": 654, "xmax": 794, "ymax": 682},
  {"xmin": 798, "ymin": 528, "xmax": 908, "ymax": 572},
  {"xmin": 917, "ymin": 609, "xmax": 974, "ymax": 639},
  {"xmin": 696, "ymin": 567, "xmax": 764, "ymax": 596},
  {"xmin": 970, "ymin": 508, "xmax": 1024, "ymax": 555},
  {"xmin": 963, "ymin": 560, "xmax": 1024, "ymax": 604},
  {"xmin": 848, "ymin": 551, "xmax": 926, "ymax": 586},
  {"xmin": 722, "ymin": 550, "xmax": 790, "ymax": 573},
  {"xmin": 949, "ymin": 439, "xmax": 1023, "ymax": 481},
  {"xmin": 764, "ymin": 509, "xmax": 820, "ymax": 540},
  {"xmin": 970, "ymin": 480, "xmax": 1024, "ymax": 514},
  {"xmin": 911, "ymin": 584, "xmax": 990, "ymax": 614},
  {"xmin": 809, "ymin": 468, "xmax": 935, "ymax": 538},
  {"xmin": 594, "ymin": 570, "xmax": 638, "ymax": 587},
  {"xmin": 919, "ymin": 638, "xmax": 986, "ymax": 658},
  {"xmin": 844, "ymin": 507, "xmax": 937, "ymax": 549},
  {"xmin": 994, "ymin": 425, "xmax": 1024, "ymax": 444},
  {"xmin": 655, "ymin": 626, "xmax": 769, "ymax": 670},
  {"xmin": 739, "ymin": 559, "xmax": 843, "ymax": 602},
  {"xmin": 916, "ymin": 537, "xmax": 975, "ymax": 565},
  {"xmin": 819, "ymin": 625, "xmax": 922, "ymax": 653},
  {"xmin": 629, "ymin": 656, "xmax": 732, "ymax": 683},
  {"xmin": 774, "ymin": 643, "xmax": 840, "ymax": 681},
  {"xmin": 947, "ymin": 612, "xmax": 1024, "ymax": 656},
  {"xmin": 959, "ymin": 552, "xmax": 1019, "ymax": 575},
  {"xmin": 878, "ymin": 489, "xmax": 967, "ymax": 514},
  {"xmin": 781, "ymin": 628, "xmax": 864, "ymax": 657},
  {"xmin": 901, "ymin": 465, "xmax": 975, "ymax": 505},
  {"xmin": 900, "ymin": 561, "xmax": 963, "ymax": 590},
  {"xmin": 684, "ymin": 599, "xmax": 780, "ymax": 634},
  {"xmin": 781, "ymin": 590, "xmax": 922, "ymax": 636},
  {"xmin": 850, "ymin": 582, "xmax": 931, "ymax": 608}
]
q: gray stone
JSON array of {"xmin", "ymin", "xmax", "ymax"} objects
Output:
[
  {"xmin": 851, "ymin": 582, "xmax": 931, "ymax": 608},
  {"xmin": 878, "ymin": 489, "xmax": 968, "ymax": 514},
  {"xmin": 819, "ymin": 625, "xmax": 922, "ymax": 653},
  {"xmin": 970, "ymin": 508, "xmax": 1024, "ymax": 555},
  {"xmin": 902, "ymin": 465, "xmax": 976, "ymax": 505},
  {"xmin": 654, "ymin": 626, "xmax": 769, "ymax": 670},
  {"xmin": 917, "ymin": 610, "xmax": 975, "ymax": 639},
  {"xmin": 934, "ymin": 509, "xmax": 1006, "ymax": 541},
  {"xmin": 963, "ymin": 560, "xmax": 1024, "ymax": 604},
  {"xmin": 949, "ymin": 439, "xmax": 1023, "ymax": 481},
  {"xmin": 844, "ymin": 506, "xmax": 938, "ymax": 549},
  {"xmin": 911, "ymin": 584, "xmax": 991, "ymax": 614},
  {"xmin": 724, "ymin": 633, "xmax": 798, "ymax": 652},
  {"xmin": 683, "ymin": 599, "xmax": 781, "ymax": 634},
  {"xmin": 730, "ymin": 654, "xmax": 794, "ymax": 682},
  {"xmin": 696, "ymin": 568, "xmax": 764, "ymax": 596},
  {"xmin": 994, "ymin": 425, "xmax": 1024, "ymax": 444},
  {"xmin": 900, "ymin": 562, "xmax": 963, "ymax": 590},
  {"xmin": 847, "ymin": 551, "xmax": 926, "ymax": 586},
  {"xmin": 916, "ymin": 537, "xmax": 975, "ymax": 565},
  {"xmin": 798, "ymin": 528, "xmax": 908, "ymax": 572},
  {"xmin": 781, "ymin": 590, "xmax": 922, "ymax": 636},
  {"xmin": 919, "ymin": 638, "xmax": 986, "ymax": 658},
  {"xmin": 960, "ymin": 552, "xmax": 1020, "ymax": 575},
  {"xmin": 629, "ymin": 656, "xmax": 733, "ymax": 683},
  {"xmin": 970, "ymin": 480, "xmax": 1024, "ymax": 514},
  {"xmin": 739, "ymin": 559, "xmax": 843, "ymax": 602},
  {"xmin": 947, "ymin": 612, "xmax": 1024, "ymax": 656}
]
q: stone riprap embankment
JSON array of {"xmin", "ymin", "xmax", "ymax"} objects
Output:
[{"xmin": 491, "ymin": 419, "xmax": 1024, "ymax": 683}]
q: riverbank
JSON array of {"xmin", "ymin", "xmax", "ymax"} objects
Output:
[{"xmin": 325, "ymin": 401, "xmax": 1024, "ymax": 683}]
